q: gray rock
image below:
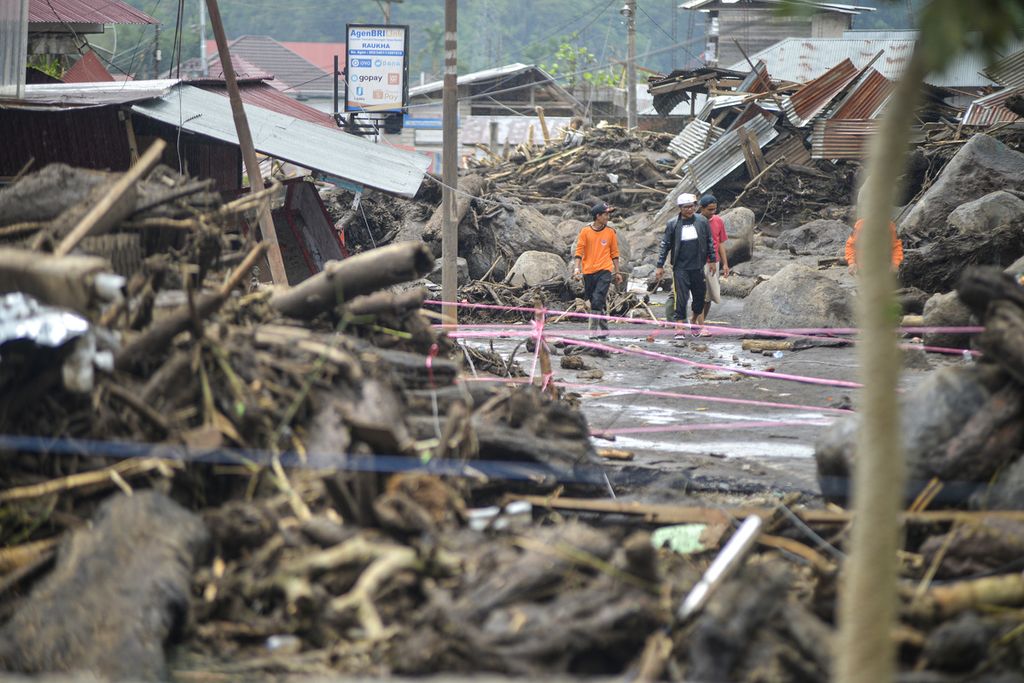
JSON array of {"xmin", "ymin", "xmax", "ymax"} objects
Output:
[
  {"xmin": 426, "ymin": 257, "xmax": 469, "ymax": 286},
  {"xmin": 0, "ymin": 491, "xmax": 209, "ymax": 680},
  {"xmin": 972, "ymin": 455, "xmax": 1024, "ymax": 509},
  {"xmin": 742, "ymin": 263, "xmax": 855, "ymax": 329},
  {"xmin": 775, "ymin": 219, "xmax": 852, "ymax": 255},
  {"xmin": 631, "ymin": 264, "xmax": 655, "ymax": 279},
  {"xmin": 922, "ymin": 291, "xmax": 974, "ymax": 349},
  {"xmin": 721, "ymin": 207, "xmax": 755, "ymax": 266},
  {"xmin": 815, "ymin": 365, "xmax": 998, "ymax": 504},
  {"xmin": 947, "ymin": 190, "xmax": 1024, "ymax": 235},
  {"xmin": 719, "ymin": 274, "xmax": 759, "ymax": 298},
  {"xmin": 1005, "ymin": 254, "xmax": 1024, "ymax": 276},
  {"xmin": 899, "ymin": 134, "xmax": 1024, "ymax": 245},
  {"xmin": 505, "ymin": 250, "xmax": 568, "ymax": 288}
]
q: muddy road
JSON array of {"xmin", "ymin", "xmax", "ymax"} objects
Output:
[{"xmin": 462, "ymin": 285, "xmax": 963, "ymax": 504}]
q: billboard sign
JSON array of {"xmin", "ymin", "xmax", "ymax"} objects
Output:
[{"xmin": 345, "ymin": 24, "xmax": 409, "ymax": 113}]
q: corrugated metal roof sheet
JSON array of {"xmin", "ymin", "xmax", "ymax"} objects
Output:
[
  {"xmin": 727, "ymin": 37, "xmax": 1005, "ymax": 88},
  {"xmin": 764, "ymin": 133, "xmax": 811, "ymax": 167},
  {"xmin": 28, "ymin": 0, "xmax": 157, "ymax": 25},
  {"xmin": 678, "ymin": 114, "xmax": 779, "ymax": 193},
  {"xmin": 811, "ymin": 119, "xmax": 878, "ymax": 159},
  {"xmin": 410, "ymin": 64, "xmax": 535, "ymax": 98},
  {"xmin": 737, "ymin": 61, "xmax": 772, "ymax": 94},
  {"xmin": 668, "ymin": 119, "xmax": 725, "ymax": 160},
  {"xmin": 1, "ymin": 79, "xmax": 178, "ymax": 109},
  {"xmin": 962, "ymin": 85, "xmax": 1024, "ymax": 126},
  {"xmin": 782, "ymin": 58, "xmax": 859, "ymax": 127},
  {"xmin": 680, "ymin": 0, "xmax": 873, "ymax": 12},
  {"xmin": 132, "ymin": 85, "xmax": 428, "ymax": 197},
  {"xmin": 984, "ymin": 48, "xmax": 1024, "ymax": 88},
  {"xmin": 63, "ymin": 50, "xmax": 114, "ymax": 83},
  {"xmin": 830, "ymin": 67, "xmax": 893, "ymax": 119}
]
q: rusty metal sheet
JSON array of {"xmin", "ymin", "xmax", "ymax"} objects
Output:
[
  {"xmin": 830, "ymin": 68, "xmax": 893, "ymax": 119},
  {"xmin": 737, "ymin": 61, "xmax": 772, "ymax": 94},
  {"xmin": 782, "ymin": 58, "xmax": 860, "ymax": 127},
  {"xmin": 29, "ymin": 0, "xmax": 157, "ymax": 24},
  {"xmin": 668, "ymin": 119, "xmax": 725, "ymax": 160},
  {"xmin": 764, "ymin": 133, "xmax": 812, "ymax": 167},
  {"xmin": 811, "ymin": 119, "xmax": 879, "ymax": 159},
  {"xmin": 962, "ymin": 85, "xmax": 1024, "ymax": 126}
]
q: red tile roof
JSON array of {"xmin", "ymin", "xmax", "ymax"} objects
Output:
[
  {"xmin": 63, "ymin": 51, "xmax": 114, "ymax": 83},
  {"xmin": 29, "ymin": 0, "xmax": 158, "ymax": 25},
  {"xmin": 206, "ymin": 40, "xmax": 345, "ymax": 73}
]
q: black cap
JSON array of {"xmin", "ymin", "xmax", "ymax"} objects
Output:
[
  {"xmin": 699, "ymin": 194, "xmax": 718, "ymax": 207},
  {"xmin": 591, "ymin": 202, "xmax": 615, "ymax": 218}
]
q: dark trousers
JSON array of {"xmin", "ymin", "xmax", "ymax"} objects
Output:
[
  {"xmin": 671, "ymin": 267, "xmax": 706, "ymax": 322},
  {"xmin": 583, "ymin": 270, "xmax": 612, "ymax": 331}
]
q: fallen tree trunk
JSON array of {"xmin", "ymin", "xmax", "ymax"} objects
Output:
[
  {"xmin": 0, "ymin": 248, "xmax": 114, "ymax": 314},
  {"xmin": 422, "ymin": 175, "xmax": 487, "ymax": 242},
  {"xmin": 270, "ymin": 242, "xmax": 435, "ymax": 320}
]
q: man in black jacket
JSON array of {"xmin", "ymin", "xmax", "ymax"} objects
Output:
[{"xmin": 654, "ymin": 192, "xmax": 717, "ymax": 334}]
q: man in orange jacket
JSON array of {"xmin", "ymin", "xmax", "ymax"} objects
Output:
[{"xmin": 845, "ymin": 218, "xmax": 904, "ymax": 275}]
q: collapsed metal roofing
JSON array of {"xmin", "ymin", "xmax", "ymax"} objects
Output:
[
  {"xmin": 962, "ymin": 86, "xmax": 1024, "ymax": 126},
  {"xmin": 676, "ymin": 113, "xmax": 779, "ymax": 195},
  {"xmin": 781, "ymin": 58, "xmax": 861, "ymax": 127},
  {"xmin": 984, "ymin": 47, "xmax": 1024, "ymax": 88},
  {"xmin": 132, "ymin": 84, "xmax": 428, "ymax": 197},
  {"xmin": 1, "ymin": 80, "xmax": 178, "ymax": 110}
]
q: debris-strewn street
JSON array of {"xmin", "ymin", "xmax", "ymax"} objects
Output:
[{"xmin": 4, "ymin": 3, "xmax": 1024, "ymax": 679}]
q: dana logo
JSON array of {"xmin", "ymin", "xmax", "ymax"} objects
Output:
[
  {"xmin": 350, "ymin": 58, "xmax": 372, "ymax": 68},
  {"xmin": 374, "ymin": 59, "xmax": 382, "ymax": 68}
]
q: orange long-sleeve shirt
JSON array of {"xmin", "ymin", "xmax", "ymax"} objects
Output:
[
  {"xmin": 574, "ymin": 224, "xmax": 620, "ymax": 275},
  {"xmin": 845, "ymin": 219, "xmax": 904, "ymax": 268}
]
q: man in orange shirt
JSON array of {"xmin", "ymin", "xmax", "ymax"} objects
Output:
[
  {"xmin": 572, "ymin": 202, "xmax": 622, "ymax": 336},
  {"xmin": 845, "ymin": 218, "xmax": 904, "ymax": 275}
]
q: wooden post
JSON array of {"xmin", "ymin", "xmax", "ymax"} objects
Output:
[
  {"xmin": 205, "ymin": 0, "xmax": 288, "ymax": 286},
  {"xmin": 535, "ymin": 106, "xmax": 551, "ymax": 145},
  {"xmin": 441, "ymin": 0, "xmax": 458, "ymax": 325}
]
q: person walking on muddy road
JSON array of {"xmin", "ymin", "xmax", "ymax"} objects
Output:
[
  {"xmin": 655, "ymin": 193, "xmax": 717, "ymax": 336},
  {"xmin": 696, "ymin": 194, "xmax": 729, "ymax": 330},
  {"xmin": 572, "ymin": 201, "xmax": 622, "ymax": 337}
]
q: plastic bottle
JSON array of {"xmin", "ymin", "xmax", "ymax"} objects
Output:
[
  {"xmin": 962, "ymin": 350, "xmax": 973, "ymax": 364},
  {"xmin": 772, "ymin": 350, "xmax": 784, "ymax": 359}
]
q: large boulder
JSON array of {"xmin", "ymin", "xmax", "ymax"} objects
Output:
[
  {"xmin": 948, "ymin": 190, "xmax": 1024, "ymax": 235},
  {"xmin": 505, "ymin": 250, "xmax": 568, "ymax": 288},
  {"xmin": 721, "ymin": 207, "xmax": 755, "ymax": 266},
  {"xmin": 815, "ymin": 365, "xmax": 1010, "ymax": 504},
  {"xmin": 465, "ymin": 202, "xmax": 563, "ymax": 280},
  {"xmin": 426, "ymin": 257, "xmax": 469, "ymax": 286},
  {"xmin": 899, "ymin": 134, "xmax": 1024, "ymax": 246},
  {"xmin": 922, "ymin": 290, "xmax": 974, "ymax": 349},
  {"xmin": 742, "ymin": 263, "xmax": 855, "ymax": 329},
  {"xmin": 775, "ymin": 219, "xmax": 852, "ymax": 256}
]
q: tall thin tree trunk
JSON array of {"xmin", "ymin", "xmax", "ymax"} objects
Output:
[{"xmin": 834, "ymin": 48, "xmax": 929, "ymax": 683}]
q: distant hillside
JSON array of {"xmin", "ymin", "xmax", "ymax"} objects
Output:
[{"xmin": 105, "ymin": 0, "xmax": 922, "ymax": 82}]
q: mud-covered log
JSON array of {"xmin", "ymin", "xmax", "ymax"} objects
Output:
[
  {"xmin": 0, "ymin": 491, "xmax": 208, "ymax": 680},
  {"xmin": 270, "ymin": 242, "xmax": 435, "ymax": 320},
  {"xmin": 345, "ymin": 286, "xmax": 428, "ymax": 317},
  {"xmin": 0, "ymin": 248, "xmax": 114, "ymax": 314}
]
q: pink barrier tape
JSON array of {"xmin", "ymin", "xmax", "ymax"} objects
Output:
[
  {"xmin": 461, "ymin": 375, "xmax": 854, "ymax": 415},
  {"xmin": 591, "ymin": 418, "xmax": 834, "ymax": 438},
  {"xmin": 546, "ymin": 335, "xmax": 864, "ymax": 389},
  {"xmin": 425, "ymin": 299, "xmax": 983, "ymax": 339}
]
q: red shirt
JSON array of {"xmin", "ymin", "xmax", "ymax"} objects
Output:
[{"xmin": 708, "ymin": 214, "xmax": 727, "ymax": 262}]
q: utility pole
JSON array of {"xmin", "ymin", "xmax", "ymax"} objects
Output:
[
  {"xmin": 199, "ymin": 0, "xmax": 208, "ymax": 76},
  {"xmin": 623, "ymin": 0, "xmax": 637, "ymax": 129},
  {"xmin": 206, "ymin": 0, "xmax": 288, "ymax": 285},
  {"xmin": 154, "ymin": 24, "xmax": 161, "ymax": 79},
  {"xmin": 441, "ymin": 0, "xmax": 458, "ymax": 324}
]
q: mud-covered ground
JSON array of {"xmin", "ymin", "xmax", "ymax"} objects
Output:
[{"xmin": 462, "ymin": 279, "xmax": 965, "ymax": 507}]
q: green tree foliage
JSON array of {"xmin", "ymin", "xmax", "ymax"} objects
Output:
[{"xmin": 540, "ymin": 39, "xmax": 618, "ymax": 90}]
